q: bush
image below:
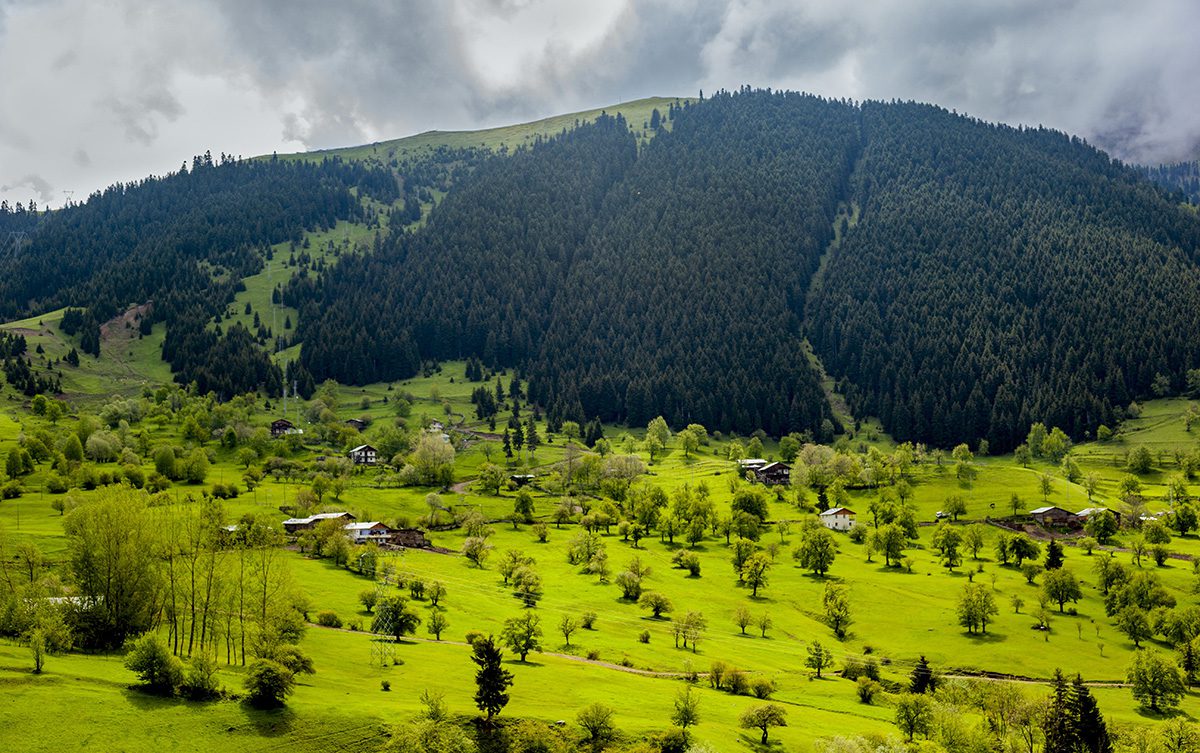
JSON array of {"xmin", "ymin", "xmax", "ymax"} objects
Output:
[
  {"xmin": 124, "ymin": 634, "xmax": 184, "ymax": 695},
  {"xmin": 45, "ymin": 474, "xmax": 69, "ymax": 494},
  {"xmin": 182, "ymin": 654, "xmax": 220, "ymax": 700},
  {"xmin": 751, "ymin": 677, "xmax": 776, "ymax": 699},
  {"xmin": 639, "ymin": 630, "xmax": 651, "ymax": 644},
  {"xmin": 381, "ymin": 680, "xmax": 391, "ymax": 692},
  {"xmin": 1, "ymin": 481, "xmax": 22, "ymax": 499},
  {"xmin": 842, "ymin": 656, "xmax": 865, "ymax": 680},
  {"xmin": 856, "ymin": 677, "xmax": 882, "ymax": 704},
  {"xmin": 586, "ymin": 649, "xmax": 602, "ymax": 661},
  {"xmin": 726, "ymin": 668, "xmax": 749, "ymax": 695},
  {"xmin": 710, "ymin": 661, "xmax": 729, "ymax": 689},
  {"xmin": 244, "ymin": 659, "xmax": 295, "ymax": 708},
  {"xmin": 673, "ymin": 549, "xmax": 702, "ymax": 576},
  {"xmin": 464, "ymin": 630, "xmax": 486, "ymax": 647},
  {"xmin": 315, "ymin": 611, "xmax": 343, "ymax": 628},
  {"xmin": 581, "ymin": 611, "xmax": 598, "ymax": 629}
]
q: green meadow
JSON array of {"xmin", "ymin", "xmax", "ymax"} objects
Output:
[{"xmin": 3, "ymin": 354, "xmax": 1200, "ymax": 751}]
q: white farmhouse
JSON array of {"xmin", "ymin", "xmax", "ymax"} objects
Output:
[{"xmin": 818, "ymin": 507, "xmax": 857, "ymax": 531}]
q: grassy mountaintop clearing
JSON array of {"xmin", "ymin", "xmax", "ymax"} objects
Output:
[{"xmin": 272, "ymin": 97, "xmax": 687, "ymax": 164}]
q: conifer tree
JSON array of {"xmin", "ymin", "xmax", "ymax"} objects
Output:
[{"xmin": 471, "ymin": 635, "xmax": 513, "ymax": 720}]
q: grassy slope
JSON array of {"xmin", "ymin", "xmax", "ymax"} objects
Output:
[
  {"xmin": 0, "ymin": 308, "xmax": 172, "ymax": 404},
  {"xmin": 273, "ymin": 97, "xmax": 689, "ymax": 166}
]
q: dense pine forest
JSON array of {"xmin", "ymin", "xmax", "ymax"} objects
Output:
[
  {"xmin": 1142, "ymin": 160, "xmax": 1200, "ymax": 205},
  {"xmin": 808, "ymin": 102, "xmax": 1200, "ymax": 450},
  {"xmin": 4, "ymin": 89, "xmax": 1200, "ymax": 448}
]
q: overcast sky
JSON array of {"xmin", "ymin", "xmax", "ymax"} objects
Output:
[{"xmin": 2, "ymin": 0, "xmax": 1198, "ymax": 207}]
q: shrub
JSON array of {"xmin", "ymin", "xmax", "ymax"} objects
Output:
[
  {"xmin": 381, "ymin": 680, "xmax": 391, "ymax": 692},
  {"xmin": 586, "ymin": 649, "xmax": 601, "ymax": 661},
  {"xmin": 45, "ymin": 474, "xmax": 69, "ymax": 494},
  {"xmin": 726, "ymin": 668, "xmax": 749, "ymax": 695},
  {"xmin": 182, "ymin": 654, "xmax": 220, "ymax": 700},
  {"xmin": 244, "ymin": 659, "xmax": 295, "ymax": 708},
  {"xmin": 857, "ymin": 677, "xmax": 882, "ymax": 704},
  {"xmin": 710, "ymin": 661, "xmax": 729, "ymax": 689},
  {"xmin": 673, "ymin": 549, "xmax": 702, "ymax": 576},
  {"xmin": 751, "ymin": 677, "xmax": 776, "ymax": 699},
  {"xmin": 639, "ymin": 630, "xmax": 651, "ymax": 644},
  {"xmin": 581, "ymin": 611, "xmax": 598, "ymax": 629},
  {"xmin": 315, "ymin": 611, "xmax": 342, "ymax": 628},
  {"xmin": 465, "ymin": 630, "xmax": 486, "ymax": 646},
  {"xmin": 124, "ymin": 634, "xmax": 184, "ymax": 695},
  {"xmin": 842, "ymin": 656, "xmax": 865, "ymax": 680}
]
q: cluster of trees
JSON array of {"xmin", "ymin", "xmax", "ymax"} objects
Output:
[
  {"xmin": 0, "ymin": 485, "xmax": 310, "ymax": 704},
  {"xmin": 0, "ymin": 332, "xmax": 61, "ymax": 396}
]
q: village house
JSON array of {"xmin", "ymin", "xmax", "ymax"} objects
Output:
[
  {"xmin": 344, "ymin": 521, "xmax": 392, "ymax": 543},
  {"xmin": 510, "ymin": 474, "xmax": 536, "ymax": 487},
  {"xmin": 819, "ymin": 507, "xmax": 857, "ymax": 531},
  {"xmin": 282, "ymin": 511, "xmax": 356, "ymax": 534},
  {"xmin": 1030, "ymin": 506, "xmax": 1077, "ymax": 527},
  {"xmin": 271, "ymin": 418, "xmax": 302, "ymax": 437},
  {"xmin": 348, "ymin": 444, "xmax": 378, "ymax": 465},
  {"xmin": 345, "ymin": 418, "xmax": 367, "ymax": 432},
  {"xmin": 752, "ymin": 461, "xmax": 791, "ymax": 486}
]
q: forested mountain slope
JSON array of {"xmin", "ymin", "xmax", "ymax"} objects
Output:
[
  {"xmin": 294, "ymin": 114, "xmax": 638, "ymax": 385},
  {"xmin": 808, "ymin": 102, "xmax": 1200, "ymax": 450},
  {"xmin": 528, "ymin": 91, "xmax": 857, "ymax": 436}
]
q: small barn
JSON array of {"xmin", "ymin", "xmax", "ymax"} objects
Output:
[
  {"xmin": 510, "ymin": 474, "xmax": 536, "ymax": 487},
  {"xmin": 348, "ymin": 444, "xmax": 378, "ymax": 465},
  {"xmin": 344, "ymin": 521, "xmax": 392, "ymax": 543},
  {"xmin": 1030, "ymin": 506, "xmax": 1077, "ymax": 527},
  {"xmin": 345, "ymin": 418, "xmax": 368, "ymax": 432},
  {"xmin": 819, "ymin": 507, "xmax": 857, "ymax": 531}
]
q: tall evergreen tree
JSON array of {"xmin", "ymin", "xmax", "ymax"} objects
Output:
[
  {"xmin": 1072, "ymin": 674, "xmax": 1111, "ymax": 753},
  {"xmin": 471, "ymin": 635, "xmax": 513, "ymax": 720}
]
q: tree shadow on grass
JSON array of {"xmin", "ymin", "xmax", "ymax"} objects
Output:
[
  {"xmin": 122, "ymin": 687, "xmax": 188, "ymax": 712},
  {"xmin": 737, "ymin": 730, "xmax": 787, "ymax": 749},
  {"xmin": 241, "ymin": 702, "xmax": 297, "ymax": 737},
  {"xmin": 963, "ymin": 630, "xmax": 1007, "ymax": 644},
  {"xmin": 1133, "ymin": 705, "xmax": 1195, "ymax": 722}
]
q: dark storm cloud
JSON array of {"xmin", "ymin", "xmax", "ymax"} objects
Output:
[{"xmin": 1, "ymin": 0, "xmax": 1198, "ymax": 206}]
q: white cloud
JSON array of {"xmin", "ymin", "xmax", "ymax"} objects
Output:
[{"xmin": 1, "ymin": 0, "xmax": 1197, "ymax": 207}]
